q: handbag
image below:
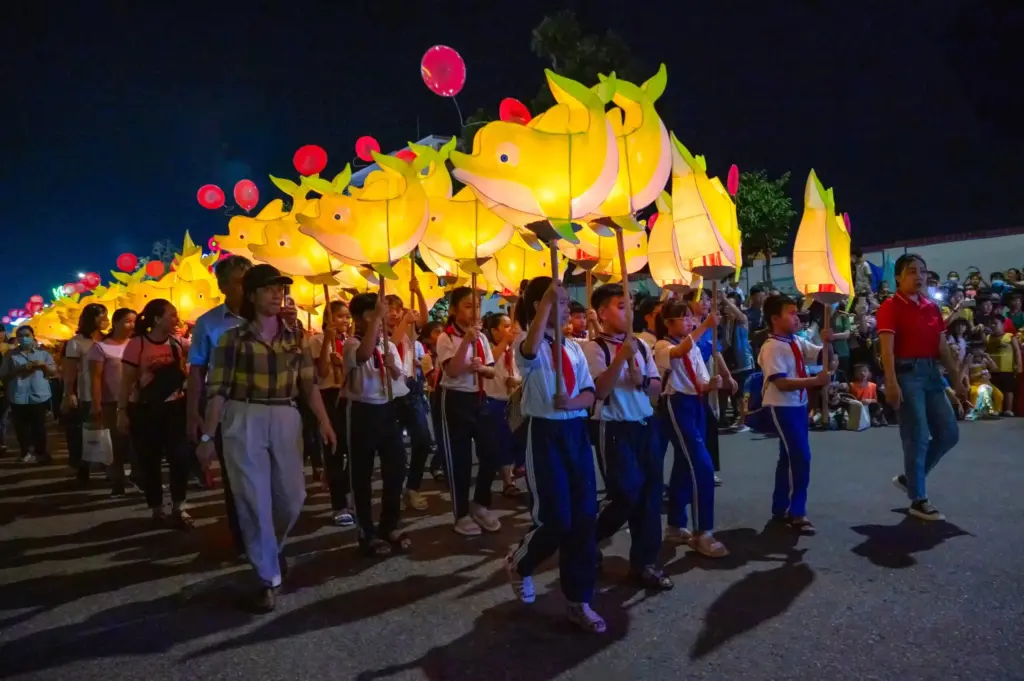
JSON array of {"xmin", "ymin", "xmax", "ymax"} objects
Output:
[
  {"xmin": 845, "ymin": 397, "xmax": 871, "ymax": 431},
  {"xmin": 82, "ymin": 426, "xmax": 114, "ymax": 465}
]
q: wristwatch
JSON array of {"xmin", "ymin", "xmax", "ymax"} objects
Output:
[{"xmin": 200, "ymin": 433, "xmax": 213, "ymax": 444}]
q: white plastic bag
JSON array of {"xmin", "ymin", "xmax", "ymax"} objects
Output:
[
  {"xmin": 846, "ymin": 400, "xmax": 871, "ymax": 432},
  {"xmin": 82, "ymin": 427, "xmax": 114, "ymax": 465}
]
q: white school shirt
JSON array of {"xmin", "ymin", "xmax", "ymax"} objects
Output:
[
  {"xmin": 655, "ymin": 337, "xmax": 710, "ymax": 396},
  {"xmin": 758, "ymin": 334, "xmax": 823, "ymax": 407},
  {"xmin": 343, "ymin": 336, "xmax": 404, "ymax": 405},
  {"xmin": 515, "ymin": 334, "xmax": 595, "ymax": 421},
  {"xmin": 584, "ymin": 335, "xmax": 656, "ymax": 421},
  {"xmin": 390, "ymin": 335, "xmax": 422, "ymax": 398},
  {"xmin": 308, "ymin": 333, "xmax": 343, "ymax": 391},
  {"xmin": 436, "ymin": 325, "xmax": 495, "ymax": 392},
  {"xmin": 637, "ymin": 330, "xmax": 658, "ymax": 351},
  {"xmin": 484, "ymin": 342, "xmax": 520, "ymax": 400}
]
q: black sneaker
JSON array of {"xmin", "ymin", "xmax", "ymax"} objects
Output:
[
  {"xmin": 909, "ymin": 499, "xmax": 945, "ymax": 521},
  {"xmin": 110, "ymin": 484, "xmax": 126, "ymax": 498}
]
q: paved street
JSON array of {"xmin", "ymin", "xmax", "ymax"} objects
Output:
[{"xmin": 2, "ymin": 418, "xmax": 1023, "ymax": 681}]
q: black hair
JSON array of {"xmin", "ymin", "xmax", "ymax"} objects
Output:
[
  {"xmin": 851, "ymin": 293, "xmax": 871, "ymax": 312},
  {"xmin": 76, "ymin": 303, "xmax": 108, "ymax": 338},
  {"xmin": 852, "ymin": 363, "xmax": 870, "ymax": 375},
  {"xmin": 15, "ymin": 325, "xmax": 34, "ymax": 337},
  {"xmin": 384, "ymin": 294, "xmax": 404, "ymax": 309},
  {"xmin": 990, "ymin": 271, "xmax": 1005, "ymax": 281},
  {"xmin": 851, "ymin": 247, "xmax": 863, "ymax": 258},
  {"xmin": 763, "ymin": 293, "xmax": 797, "ymax": 326},
  {"xmin": 568, "ymin": 300, "xmax": 586, "ymax": 315},
  {"xmin": 134, "ymin": 299, "xmax": 173, "ymax": 337},
  {"xmin": 947, "ymin": 317, "xmax": 970, "ymax": 337},
  {"xmin": 927, "ymin": 271, "xmax": 940, "ymax": 282},
  {"xmin": 349, "ymin": 293, "xmax": 378, "ymax": 321},
  {"xmin": 893, "ymin": 253, "xmax": 927, "ymax": 276},
  {"xmin": 419, "ymin": 320, "xmax": 443, "ymax": 343},
  {"xmin": 482, "ymin": 311, "xmax": 510, "ymax": 343},
  {"xmin": 683, "ymin": 287, "xmax": 709, "ymax": 303},
  {"xmin": 654, "ymin": 299, "xmax": 689, "ymax": 340},
  {"xmin": 590, "ymin": 283, "xmax": 623, "ymax": 311},
  {"xmin": 947, "ymin": 270, "xmax": 960, "ymax": 278},
  {"xmin": 446, "ymin": 286, "xmax": 474, "ymax": 325},
  {"xmin": 111, "ymin": 307, "xmax": 134, "ymax": 326},
  {"xmin": 322, "ymin": 300, "xmax": 349, "ymax": 332},
  {"xmin": 988, "ymin": 313, "xmax": 1006, "ymax": 324},
  {"xmin": 214, "ymin": 255, "xmax": 252, "ymax": 291},
  {"xmin": 516, "ymin": 276, "xmax": 552, "ymax": 330},
  {"xmin": 727, "ymin": 291, "xmax": 742, "ymax": 304},
  {"xmin": 749, "ymin": 284, "xmax": 765, "ymax": 295}
]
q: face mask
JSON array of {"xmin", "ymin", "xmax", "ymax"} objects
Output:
[
  {"xmin": 992, "ymin": 279, "xmax": 1004, "ymax": 286},
  {"xmin": 17, "ymin": 337, "xmax": 33, "ymax": 349}
]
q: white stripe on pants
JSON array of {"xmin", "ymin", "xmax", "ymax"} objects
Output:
[{"xmin": 221, "ymin": 401, "xmax": 306, "ymax": 587}]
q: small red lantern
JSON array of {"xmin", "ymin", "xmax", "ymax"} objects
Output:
[
  {"xmin": 233, "ymin": 179, "xmax": 259, "ymax": 212},
  {"xmin": 843, "ymin": 212, "xmax": 852, "ymax": 232},
  {"xmin": 145, "ymin": 261, "xmax": 166, "ymax": 278},
  {"xmin": 355, "ymin": 136, "xmax": 381, "ymax": 162},
  {"xmin": 63, "ymin": 283, "xmax": 77, "ymax": 296},
  {"xmin": 1, "ymin": 316, "xmax": 10, "ymax": 325},
  {"xmin": 727, "ymin": 164, "xmax": 740, "ymax": 197},
  {"xmin": 116, "ymin": 253, "xmax": 138, "ymax": 273},
  {"xmin": 647, "ymin": 212, "xmax": 659, "ymax": 230},
  {"xmin": 208, "ymin": 237, "xmax": 220, "ymax": 252},
  {"xmin": 293, "ymin": 145, "xmax": 328, "ymax": 176},
  {"xmin": 499, "ymin": 98, "xmax": 532, "ymax": 125},
  {"xmin": 197, "ymin": 184, "xmax": 226, "ymax": 210},
  {"xmin": 29, "ymin": 294, "xmax": 44, "ymax": 304},
  {"xmin": 395, "ymin": 149, "xmax": 416, "ymax": 163},
  {"xmin": 420, "ymin": 45, "xmax": 466, "ymax": 97}
]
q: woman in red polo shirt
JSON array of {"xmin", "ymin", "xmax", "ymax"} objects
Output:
[{"xmin": 877, "ymin": 254, "xmax": 966, "ymax": 522}]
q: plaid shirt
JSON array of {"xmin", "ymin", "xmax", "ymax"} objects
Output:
[{"xmin": 208, "ymin": 319, "xmax": 315, "ymax": 402}]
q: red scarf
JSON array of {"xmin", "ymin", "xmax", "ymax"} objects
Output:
[
  {"xmin": 446, "ymin": 324, "xmax": 486, "ymax": 396},
  {"xmin": 354, "ymin": 334, "xmax": 387, "ymax": 395},
  {"xmin": 667, "ymin": 336, "xmax": 699, "ymax": 392},
  {"xmin": 771, "ymin": 334, "xmax": 808, "ymax": 400},
  {"xmin": 547, "ymin": 336, "xmax": 576, "ymax": 396}
]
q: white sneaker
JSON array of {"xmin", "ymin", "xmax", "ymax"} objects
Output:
[
  {"xmin": 453, "ymin": 515, "xmax": 482, "ymax": 536},
  {"xmin": 567, "ymin": 602, "xmax": 606, "ymax": 633},
  {"xmin": 505, "ymin": 556, "xmax": 535, "ymax": 604},
  {"xmin": 469, "ymin": 503, "xmax": 501, "ymax": 532}
]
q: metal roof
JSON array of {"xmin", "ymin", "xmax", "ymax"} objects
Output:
[{"xmin": 349, "ymin": 135, "xmax": 454, "ymax": 187}]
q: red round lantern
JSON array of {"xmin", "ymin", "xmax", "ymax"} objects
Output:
[
  {"xmin": 647, "ymin": 212, "xmax": 659, "ymax": 230},
  {"xmin": 420, "ymin": 45, "xmax": 466, "ymax": 97},
  {"xmin": 293, "ymin": 145, "xmax": 328, "ymax": 176},
  {"xmin": 727, "ymin": 164, "xmax": 740, "ymax": 197},
  {"xmin": 116, "ymin": 253, "xmax": 138, "ymax": 273},
  {"xmin": 83, "ymin": 272, "xmax": 101, "ymax": 289},
  {"xmin": 208, "ymin": 237, "xmax": 220, "ymax": 252},
  {"xmin": 26, "ymin": 301, "xmax": 42, "ymax": 314},
  {"xmin": 197, "ymin": 184, "xmax": 226, "ymax": 210},
  {"xmin": 73, "ymin": 282, "xmax": 86, "ymax": 294},
  {"xmin": 843, "ymin": 212, "xmax": 852, "ymax": 232},
  {"xmin": 29, "ymin": 294, "xmax": 44, "ymax": 304},
  {"xmin": 355, "ymin": 136, "xmax": 381, "ymax": 162},
  {"xmin": 395, "ymin": 149, "xmax": 416, "ymax": 163},
  {"xmin": 233, "ymin": 179, "xmax": 259, "ymax": 212},
  {"xmin": 1, "ymin": 316, "xmax": 10, "ymax": 325},
  {"xmin": 145, "ymin": 261, "xmax": 166, "ymax": 278},
  {"xmin": 499, "ymin": 98, "xmax": 532, "ymax": 125}
]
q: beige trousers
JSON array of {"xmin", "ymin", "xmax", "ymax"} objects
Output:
[{"xmin": 222, "ymin": 401, "xmax": 306, "ymax": 587}]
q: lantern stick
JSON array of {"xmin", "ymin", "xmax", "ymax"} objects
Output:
[
  {"xmin": 821, "ymin": 305, "xmax": 831, "ymax": 422},
  {"xmin": 379, "ymin": 277, "xmax": 393, "ymax": 401},
  {"xmin": 614, "ymin": 227, "xmax": 634, "ymax": 342},
  {"xmin": 549, "ymin": 239, "xmax": 564, "ymax": 399}
]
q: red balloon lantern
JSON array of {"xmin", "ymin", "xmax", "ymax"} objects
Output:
[
  {"xmin": 208, "ymin": 237, "xmax": 220, "ymax": 252},
  {"xmin": 293, "ymin": 145, "xmax": 328, "ymax": 176},
  {"xmin": 145, "ymin": 261, "xmax": 166, "ymax": 278},
  {"xmin": 83, "ymin": 272, "xmax": 101, "ymax": 289},
  {"xmin": 647, "ymin": 212, "xmax": 659, "ymax": 230},
  {"xmin": 1, "ymin": 316, "xmax": 10, "ymax": 325},
  {"xmin": 26, "ymin": 301, "xmax": 42, "ymax": 314},
  {"xmin": 355, "ymin": 136, "xmax": 381, "ymax": 162},
  {"xmin": 29, "ymin": 294, "xmax": 44, "ymax": 304},
  {"xmin": 727, "ymin": 164, "xmax": 740, "ymax": 197},
  {"xmin": 395, "ymin": 149, "xmax": 416, "ymax": 163},
  {"xmin": 117, "ymin": 253, "xmax": 138, "ymax": 273},
  {"xmin": 73, "ymin": 282, "xmax": 86, "ymax": 294},
  {"xmin": 499, "ymin": 98, "xmax": 532, "ymax": 125},
  {"xmin": 420, "ymin": 45, "xmax": 466, "ymax": 97},
  {"xmin": 843, "ymin": 212, "xmax": 852, "ymax": 232},
  {"xmin": 197, "ymin": 184, "xmax": 226, "ymax": 210},
  {"xmin": 233, "ymin": 179, "xmax": 259, "ymax": 212}
]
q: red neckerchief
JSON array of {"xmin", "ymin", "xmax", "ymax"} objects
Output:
[
  {"xmin": 332, "ymin": 333, "xmax": 345, "ymax": 355},
  {"xmin": 354, "ymin": 333, "xmax": 387, "ymax": 395},
  {"xmin": 666, "ymin": 336, "xmax": 699, "ymax": 391},
  {"xmin": 771, "ymin": 333, "xmax": 807, "ymax": 400},
  {"xmin": 598, "ymin": 332, "xmax": 639, "ymax": 373},
  {"xmin": 446, "ymin": 323, "xmax": 486, "ymax": 397},
  {"xmin": 545, "ymin": 335, "xmax": 576, "ymax": 396}
]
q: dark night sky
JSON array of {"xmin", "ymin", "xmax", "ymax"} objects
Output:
[{"xmin": 3, "ymin": 1, "xmax": 1022, "ymax": 314}]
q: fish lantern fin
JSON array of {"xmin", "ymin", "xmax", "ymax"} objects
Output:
[
  {"xmin": 301, "ymin": 175, "xmax": 336, "ymax": 196},
  {"xmin": 589, "ymin": 221, "xmax": 615, "ymax": 238},
  {"xmin": 695, "ymin": 155, "xmax": 707, "ymax": 173},
  {"xmin": 331, "ymin": 165, "xmax": 353, "ymax": 193},
  {"xmin": 371, "ymin": 150, "xmax": 415, "ymax": 179},
  {"xmin": 545, "ymin": 69, "xmax": 607, "ymax": 111},
  {"xmin": 612, "ymin": 214, "xmax": 644, "ymax": 232},
  {"xmin": 372, "ymin": 262, "xmax": 400, "ymax": 280},
  {"xmin": 550, "ymin": 218, "xmax": 581, "ymax": 244},
  {"xmin": 642, "ymin": 64, "xmax": 668, "ymax": 102},
  {"xmin": 307, "ymin": 274, "xmax": 339, "ymax": 286},
  {"xmin": 110, "ymin": 271, "xmax": 131, "ymax": 284},
  {"xmin": 518, "ymin": 230, "xmax": 543, "ymax": 252},
  {"xmin": 358, "ymin": 267, "xmax": 380, "ymax": 285},
  {"xmin": 438, "ymin": 136, "xmax": 458, "ymax": 159},
  {"xmin": 655, "ymin": 190, "xmax": 672, "ymax": 215},
  {"xmin": 255, "ymin": 199, "xmax": 286, "ymax": 220},
  {"xmin": 270, "ymin": 175, "xmax": 300, "ymax": 197},
  {"xmin": 457, "ymin": 258, "xmax": 484, "ymax": 275}
]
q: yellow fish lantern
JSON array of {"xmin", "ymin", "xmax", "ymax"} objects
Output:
[
  {"xmin": 172, "ymin": 278, "xmax": 221, "ymax": 324},
  {"xmin": 669, "ymin": 134, "xmax": 742, "ymax": 280},
  {"xmin": 590, "ymin": 229, "xmax": 648, "ymax": 283},
  {"xmin": 215, "ymin": 199, "xmax": 285, "ymax": 257},
  {"xmin": 85, "ymin": 284, "xmax": 128, "ymax": 313},
  {"xmin": 32, "ymin": 308, "xmax": 74, "ymax": 343},
  {"xmin": 647, "ymin": 192, "xmax": 701, "ymax": 293},
  {"xmin": 288, "ymin": 275, "xmax": 330, "ymax": 312},
  {"xmin": 249, "ymin": 216, "xmax": 338, "ymax": 278},
  {"xmin": 390, "ymin": 256, "xmax": 449, "ymax": 311},
  {"xmin": 793, "ymin": 170, "xmax": 853, "ymax": 304},
  {"xmin": 422, "ymin": 186, "xmax": 515, "ymax": 268},
  {"xmin": 299, "ymin": 155, "xmax": 428, "ymax": 278},
  {"xmin": 489, "ymin": 240, "xmax": 561, "ymax": 295},
  {"xmin": 123, "ymin": 279, "xmax": 167, "ymax": 313},
  {"xmin": 449, "ymin": 70, "xmax": 618, "ymax": 242},
  {"xmin": 586, "ymin": 65, "xmax": 672, "ymax": 229},
  {"xmin": 334, "ymin": 263, "xmax": 379, "ymax": 292},
  {"xmin": 558, "ymin": 221, "xmax": 647, "ymax": 272}
]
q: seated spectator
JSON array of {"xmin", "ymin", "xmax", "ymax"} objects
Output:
[
  {"xmin": 989, "ymin": 272, "xmax": 1013, "ymax": 297},
  {"xmin": 1005, "ymin": 293, "xmax": 1023, "ymax": 332},
  {"xmin": 985, "ymin": 315, "xmax": 1020, "ymax": 416},
  {"xmin": 849, "ymin": 363, "xmax": 886, "ymax": 426},
  {"xmin": 966, "ymin": 334, "xmax": 1003, "ymax": 418}
]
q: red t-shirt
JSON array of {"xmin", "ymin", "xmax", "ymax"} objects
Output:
[{"xmin": 875, "ymin": 292, "xmax": 944, "ymax": 359}]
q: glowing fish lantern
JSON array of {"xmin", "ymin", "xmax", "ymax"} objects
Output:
[
  {"xmin": 559, "ymin": 223, "xmax": 648, "ymax": 282},
  {"xmin": 647, "ymin": 191, "xmax": 701, "ymax": 293},
  {"xmin": 669, "ymin": 134, "xmax": 742, "ymax": 279},
  {"xmin": 792, "ymin": 170, "xmax": 853, "ymax": 303},
  {"xmin": 450, "ymin": 70, "xmax": 618, "ymax": 243},
  {"xmin": 215, "ymin": 199, "xmax": 286, "ymax": 257}
]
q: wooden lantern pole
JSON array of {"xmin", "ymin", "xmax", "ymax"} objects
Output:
[
  {"xmin": 379, "ymin": 277, "xmax": 393, "ymax": 401},
  {"xmin": 614, "ymin": 226, "xmax": 634, "ymax": 342},
  {"xmin": 821, "ymin": 304, "xmax": 831, "ymax": 421},
  {"xmin": 549, "ymin": 240, "xmax": 564, "ymax": 399}
]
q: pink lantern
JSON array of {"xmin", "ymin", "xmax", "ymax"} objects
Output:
[
  {"xmin": 843, "ymin": 212, "xmax": 852, "ymax": 232},
  {"xmin": 355, "ymin": 136, "xmax": 381, "ymax": 162},
  {"xmin": 197, "ymin": 184, "xmax": 226, "ymax": 210},
  {"xmin": 233, "ymin": 179, "xmax": 259, "ymax": 212},
  {"xmin": 727, "ymin": 164, "xmax": 740, "ymax": 196},
  {"xmin": 63, "ymin": 283, "xmax": 77, "ymax": 296},
  {"xmin": 420, "ymin": 45, "xmax": 466, "ymax": 97},
  {"xmin": 29, "ymin": 294, "xmax": 44, "ymax": 304},
  {"xmin": 73, "ymin": 282, "xmax": 86, "ymax": 294},
  {"xmin": 293, "ymin": 145, "xmax": 328, "ymax": 176},
  {"xmin": 116, "ymin": 253, "xmax": 138, "ymax": 273},
  {"xmin": 1, "ymin": 316, "xmax": 10, "ymax": 325},
  {"xmin": 208, "ymin": 237, "xmax": 220, "ymax": 252},
  {"xmin": 395, "ymin": 149, "xmax": 416, "ymax": 163},
  {"xmin": 499, "ymin": 98, "xmax": 532, "ymax": 125}
]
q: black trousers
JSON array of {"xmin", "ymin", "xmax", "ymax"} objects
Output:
[
  {"xmin": 321, "ymin": 388, "xmax": 351, "ymax": 511},
  {"xmin": 346, "ymin": 400, "xmax": 406, "ymax": 545},
  {"xmin": 397, "ymin": 390, "xmax": 434, "ymax": 491},
  {"xmin": 12, "ymin": 402, "xmax": 49, "ymax": 459},
  {"xmin": 65, "ymin": 402, "xmax": 86, "ymax": 469},
  {"xmin": 129, "ymin": 400, "xmax": 189, "ymax": 509},
  {"xmin": 435, "ymin": 388, "xmax": 500, "ymax": 517}
]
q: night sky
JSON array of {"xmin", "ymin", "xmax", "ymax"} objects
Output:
[{"xmin": 3, "ymin": 1, "xmax": 1022, "ymax": 315}]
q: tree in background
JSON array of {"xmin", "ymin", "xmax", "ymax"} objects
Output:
[
  {"xmin": 458, "ymin": 11, "xmax": 641, "ymax": 152},
  {"xmin": 735, "ymin": 170, "xmax": 797, "ymax": 285},
  {"xmin": 150, "ymin": 239, "xmax": 177, "ymax": 267}
]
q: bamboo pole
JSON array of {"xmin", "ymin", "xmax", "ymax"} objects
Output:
[
  {"xmin": 549, "ymin": 240, "xmax": 564, "ymax": 399},
  {"xmin": 821, "ymin": 306, "xmax": 831, "ymax": 423},
  {"xmin": 614, "ymin": 227, "xmax": 633, "ymax": 342},
  {"xmin": 379, "ymin": 278, "xmax": 393, "ymax": 401}
]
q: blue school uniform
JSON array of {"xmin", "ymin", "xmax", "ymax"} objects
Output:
[
  {"xmin": 509, "ymin": 334, "xmax": 597, "ymax": 604},
  {"xmin": 757, "ymin": 334, "xmax": 823, "ymax": 517},
  {"xmin": 585, "ymin": 334, "xmax": 663, "ymax": 569},
  {"xmin": 654, "ymin": 336, "xmax": 717, "ymax": 533}
]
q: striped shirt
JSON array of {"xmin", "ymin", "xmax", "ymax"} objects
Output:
[{"xmin": 208, "ymin": 319, "xmax": 315, "ymax": 402}]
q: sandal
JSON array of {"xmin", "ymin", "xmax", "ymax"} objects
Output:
[
  {"xmin": 787, "ymin": 516, "xmax": 817, "ymax": 535},
  {"xmin": 171, "ymin": 509, "xmax": 195, "ymax": 531},
  {"xmin": 631, "ymin": 565, "xmax": 674, "ymax": 591},
  {"xmin": 502, "ymin": 483, "xmax": 524, "ymax": 498},
  {"xmin": 430, "ymin": 467, "xmax": 447, "ymax": 483},
  {"xmin": 361, "ymin": 538, "xmax": 392, "ymax": 557},
  {"xmin": 688, "ymin": 532, "xmax": 729, "ymax": 558},
  {"xmin": 388, "ymin": 531, "xmax": 412, "ymax": 552}
]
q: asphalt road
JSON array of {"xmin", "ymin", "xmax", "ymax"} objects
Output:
[{"xmin": 2, "ymin": 417, "xmax": 1023, "ymax": 681}]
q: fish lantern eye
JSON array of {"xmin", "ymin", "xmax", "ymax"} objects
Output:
[
  {"xmin": 334, "ymin": 213, "xmax": 341, "ymax": 221},
  {"xmin": 279, "ymin": 240, "xmax": 287, "ymax": 247},
  {"xmin": 496, "ymin": 143, "xmax": 519, "ymax": 167},
  {"xmin": 239, "ymin": 234, "xmax": 246, "ymax": 241}
]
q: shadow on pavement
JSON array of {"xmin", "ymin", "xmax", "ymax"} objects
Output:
[{"xmin": 850, "ymin": 511, "xmax": 971, "ymax": 569}]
